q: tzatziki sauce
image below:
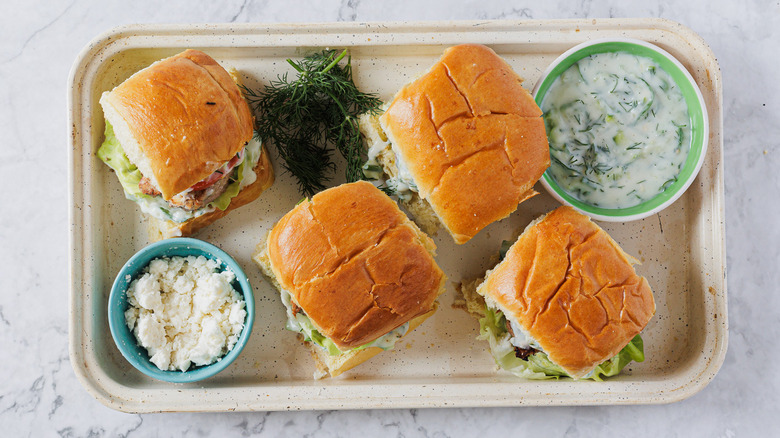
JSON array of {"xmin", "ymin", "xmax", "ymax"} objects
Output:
[{"xmin": 541, "ymin": 51, "xmax": 691, "ymax": 209}]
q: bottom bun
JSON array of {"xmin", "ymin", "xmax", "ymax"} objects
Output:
[
  {"xmin": 307, "ymin": 305, "xmax": 437, "ymax": 379},
  {"xmin": 454, "ymin": 276, "xmax": 487, "ymax": 320},
  {"xmin": 401, "ymin": 193, "xmax": 441, "ymax": 237},
  {"xmin": 148, "ymin": 146, "xmax": 274, "ymax": 240}
]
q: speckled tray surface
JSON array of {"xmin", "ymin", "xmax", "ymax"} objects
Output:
[{"xmin": 68, "ymin": 19, "xmax": 726, "ymax": 413}]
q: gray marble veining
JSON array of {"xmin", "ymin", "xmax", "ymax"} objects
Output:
[{"xmin": 1, "ymin": 0, "xmax": 778, "ymax": 436}]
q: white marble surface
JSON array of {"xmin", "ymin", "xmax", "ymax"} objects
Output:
[{"xmin": 1, "ymin": 0, "xmax": 777, "ymax": 435}]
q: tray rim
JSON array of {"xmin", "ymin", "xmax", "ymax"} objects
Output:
[{"xmin": 68, "ymin": 18, "xmax": 728, "ymax": 413}]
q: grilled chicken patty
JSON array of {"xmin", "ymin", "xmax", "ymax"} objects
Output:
[{"xmin": 139, "ymin": 171, "xmax": 233, "ymax": 211}]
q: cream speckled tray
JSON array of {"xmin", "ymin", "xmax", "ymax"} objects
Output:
[{"xmin": 68, "ymin": 19, "xmax": 726, "ymax": 413}]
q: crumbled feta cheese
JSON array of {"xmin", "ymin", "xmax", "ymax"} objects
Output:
[{"xmin": 125, "ymin": 255, "xmax": 247, "ymax": 372}]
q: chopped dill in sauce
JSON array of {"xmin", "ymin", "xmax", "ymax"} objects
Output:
[{"xmin": 542, "ymin": 52, "xmax": 691, "ymax": 209}]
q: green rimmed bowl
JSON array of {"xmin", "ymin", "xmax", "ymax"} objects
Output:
[
  {"xmin": 532, "ymin": 38, "xmax": 709, "ymax": 222},
  {"xmin": 108, "ymin": 238, "xmax": 255, "ymax": 383}
]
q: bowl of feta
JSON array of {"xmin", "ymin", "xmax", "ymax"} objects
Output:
[
  {"xmin": 533, "ymin": 38, "xmax": 708, "ymax": 222},
  {"xmin": 108, "ymin": 237, "xmax": 255, "ymax": 383}
]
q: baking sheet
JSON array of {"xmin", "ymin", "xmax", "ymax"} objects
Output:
[{"xmin": 68, "ymin": 19, "xmax": 727, "ymax": 412}]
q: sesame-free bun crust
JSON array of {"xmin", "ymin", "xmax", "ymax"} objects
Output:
[
  {"xmin": 148, "ymin": 146, "xmax": 274, "ymax": 240},
  {"xmin": 478, "ymin": 206, "xmax": 655, "ymax": 379},
  {"xmin": 380, "ymin": 44, "xmax": 550, "ymax": 244},
  {"xmin": 100, "ymin": 49, "xmax": 254, "ymax": 200},
  {"xmin": 266, "ymin": 181, "xmax": 446, "ymax": 351}
]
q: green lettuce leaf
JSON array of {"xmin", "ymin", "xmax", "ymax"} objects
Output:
[
  {"xmin": 478, "ymin": 305, "xmax": 644, "ymax": 380},
  {"xmin": 97, "ymin": 121, "xmax": 151, "ymax": 200},
  {"xmin": 287, "ymin": 312, "xmax": 344, "ymax": 356},
  {"xmin": 589, "ymin": 334, "xmax": 644, "ymax": 381},
  {"xmin": 209, "ymin": 157, "xmax": 245, "ymax": 211}
]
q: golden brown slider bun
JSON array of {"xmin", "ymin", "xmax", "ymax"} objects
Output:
[
  {"xmin": 477, "ymin": 206, "xmax": 655, "ymax": 378},
  {"xmin": 100, "ymin": 49, "xmax": 255, "ymax": 200},
  {"xmin": 253, "ymin": 181, "xmax": 446, "ymax": 377},
  {"xmin": 376, "ymin": 44, "xmax": 550, "ymax": 244}
]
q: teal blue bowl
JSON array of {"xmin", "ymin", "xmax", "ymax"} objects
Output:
[
  {"xmin": 532, "ymin": 38, "xmax": 709, "ymax": 222},
  {"xmin": 108, "ymin": 238, "xmax": 254, "ymax": 383}
]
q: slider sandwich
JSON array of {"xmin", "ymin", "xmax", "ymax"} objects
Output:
[
  {"xmin": 253, "ymin": 181, "xmax": 446, "ymax": 378},
  {"xmin": 360, "ymin": 44, "xmax": 550, "ymax": 244},
  {"xmin": 98, "ymin": 49, "xmax": 274, "ymax": 239},
  {"xmin": 460, "ymin": 206, "xmax": 655, "ymax": 380}
]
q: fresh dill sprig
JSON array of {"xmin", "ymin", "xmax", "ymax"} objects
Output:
[{"xmin": 244, "ymin": 49, "xmax": 382, "ymax": 196}]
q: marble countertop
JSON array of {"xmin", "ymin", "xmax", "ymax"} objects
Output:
[{"xmin": 2, "ymin": 0, "xmax": 777, "ymax": 435}]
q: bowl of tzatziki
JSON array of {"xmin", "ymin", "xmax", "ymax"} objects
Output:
[{"xmin": 533, "ymin": 38, "xmax": 708, "ymax": 221}]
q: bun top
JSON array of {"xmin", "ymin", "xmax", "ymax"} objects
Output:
[
  {"xmin": 100, "ymin": 49, "xmax": 254, "ymax": 200},
  {"xmin": 266, "ymin": 181, "xmax": 445, "ymax": 350},
  {"xmin": 380, "ymin": 44, "xmax": 550, "ymax": 244},
  {"xmin": 478, "ymin": 206, "xmax": 655, "ymax": 378}
]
